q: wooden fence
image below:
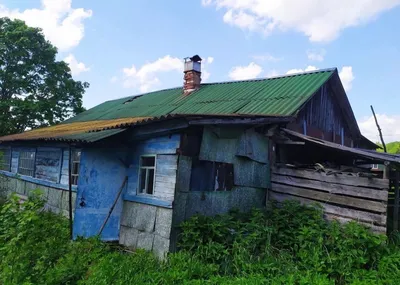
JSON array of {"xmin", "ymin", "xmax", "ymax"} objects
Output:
[{"xmin": 270, "ymin": 166, "xmax": 389, "ymax": 233}]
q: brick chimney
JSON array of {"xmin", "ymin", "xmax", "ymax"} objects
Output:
[{"xmin": 183, "ymin": 55, "xmax": 202, "ymax": 95}]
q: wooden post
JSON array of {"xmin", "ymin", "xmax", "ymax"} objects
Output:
[
  {"xmin": 98, "ymin": 176, "xmax": 128, "ymax": 236},
  {"xmin": 394, "ymin": 171, "xmax": 400, "ymax": 232},
  {"xmin": 68, "ymin": 147, "xmax": 73, "ymax": 240},
  {"xmin": 371, "ymin": 105, "xmax": 387, "ymax": 152}
]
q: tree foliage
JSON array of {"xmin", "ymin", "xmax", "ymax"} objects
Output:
[
  {"xmin": 376, "ymin": 142, "xmax": 400, "ymax": 154},
  {"xmin": 0, "ymin": 17, "xmax": 88, "ymax": 136}
]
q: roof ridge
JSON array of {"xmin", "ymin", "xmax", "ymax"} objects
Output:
[
  {"xmin": 201, "ymin": 67, "xmax": 337, "ymax": 86},
  {"xmin": 102, "ymin": 68, "xmax": 337, "ymax": 104}
]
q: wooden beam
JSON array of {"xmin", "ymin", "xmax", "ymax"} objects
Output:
[
  {"xmin": 269, "ymin": 192, "xmax": 386, "ymax": 226},
  {"xmin": 276, "ymin": 141, "xmax": 305, "ymax": 145},
  {"xmin": 272, "ymin": 167, "xmax": 389, "ymax": 190},
  {"xmin": 272, "ymin": 174, "xmax": 388, "ymax": 201},
  {"xmin": 394, "ymin": 171, "xmax": 400, "ymax": 231},
  {"xmin": 189, "ymin": 117, "xmax": 294, "ymax": 125},
  {"xmin": 371, "ymin": 105, "xmax": 387, "ymax": 153},
  {"xmin": 271, "ymin": 183, "xmax": 387, "ymax": 213},
  {"xmin": 68, "ymin": 147, "xmax": 73, "ymax": 240}
]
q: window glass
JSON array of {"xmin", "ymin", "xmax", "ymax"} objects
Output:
[
  {"xmin": 18, "ymin": 151, "xmax": 36, "ymax": 177},
  {"xmin": 0, "ymin": 148, "xmax": 11, "ymax": 171},
  {"xmin": 71, "ymin": 150, "xmax": 81, "ymax": 186},
  {"xmin": 138, "ymin": 155, "xmax": 156, "ymax": 195}
]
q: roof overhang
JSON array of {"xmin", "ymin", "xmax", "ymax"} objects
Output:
[{"xmin": 281, "ymin": 128, "xmax": 400, "ymax": 165}]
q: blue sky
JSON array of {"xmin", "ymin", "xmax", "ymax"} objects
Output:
[{"xmin": 1, "ymin": 0, "xmax": 400, "ymax": 142}]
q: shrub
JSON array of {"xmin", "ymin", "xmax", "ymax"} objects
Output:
[
  {"xmin": 0, "ymin": 194, "xmax": 398, "ymax": 285},
  {"xmin": 0, "ymin": 191, "xmax": 70, "ymax": 284}
]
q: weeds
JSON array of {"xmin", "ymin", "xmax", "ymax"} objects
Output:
[{"xmin": 0, "ymin": 193, "xmax": 399, "ymax": 284}]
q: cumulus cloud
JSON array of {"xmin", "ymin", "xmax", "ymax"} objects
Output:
[
  {"xmin": 286, "ymin": 66, "xmax": 318, "ymax": 75},
  {"xmin": 307, "ymin": 49, "xmax": 326, "ymax": 62},
  {"xmin": 0, "ymin": 0, "xmax": 92, "ymax": 51},
  {"xmin": 64, "ymin": 54, "xmax": 89, "ymax": 76},
  {"xmin": 202, "ymin": 0, "xmax": 400, "ymax": 42},
  {"xmin": 339, "ymin": 66, "xmax": 354, "ymax": 92},
  {"xmin": 358, "ymin": 114, "xmax": 400, "ymax": 143},
  {"xmin": 229, "ymin": 62, "xmax": 263, "ymax": 80},
  {"xmin": 121, "ymin": 55, "xmax": 214, "ymax": 92}
]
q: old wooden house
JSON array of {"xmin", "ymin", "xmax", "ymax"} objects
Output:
[{"xmin": 0, "ymin": 55, "xmax": 398, "ymax": 257}]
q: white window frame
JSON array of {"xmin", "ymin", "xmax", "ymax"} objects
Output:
[
  {"xmin": 137, "ymin": 154, "xmax": 156, "ymax": 196},
  {"xmin": 71, "ymin": 150, "xmax": 81, "ymax": 186},
  {"xmin": 0, "ymin": 148, "xmax": 11, "ymax": 172},
  {"xmin": 371, "ymin": 164, "xmax": 379, "ymax": 170},
  {"xmin": 18, "ymin": 150, "xmax": 36, "ymax": 177}
]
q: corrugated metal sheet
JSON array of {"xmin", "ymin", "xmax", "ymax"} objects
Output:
[
  {"xmin": 0, "ymin": 118, "xmax": 149, "ymax": 142},
  {"xmin": 1, "ymin": 69, "xmax": 336, "ymax": 142},
  {"xmin": 67, "ymin": 69, "xmax": 335, "ymax": 122}
]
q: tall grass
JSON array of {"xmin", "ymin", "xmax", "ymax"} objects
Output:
[{"xmin": 0, "ymin": 192, "xmax": 399, "ymax": 284}]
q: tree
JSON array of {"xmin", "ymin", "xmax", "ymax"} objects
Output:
[{"xmin": 0, "ymin": 17, "xmax": 88, "ymax": 136}]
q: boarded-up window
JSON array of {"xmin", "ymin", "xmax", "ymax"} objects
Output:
[
  {"xmin": 0, "ymin": 148, "xmax": 11, "ymax": 171},
  {"xmin": 18, "ymin": 151, "xmax": 36, "ymax": 177},
  {"xmin": 35, "ymin": 149, "xmax": 62, "ymax": 183},
  {"xmin": 190, "ymin": 159, "xmax": 234, "ymax": 191},
  {"xmin": 71, "ymin": 150, "xmax": 81, "ymax": 185},
  {"xmin": 138, "ymin": 155, "xmax": 156, "ymax": 195}
]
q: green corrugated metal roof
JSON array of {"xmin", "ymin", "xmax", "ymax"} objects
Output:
[
  {"xmin": 58, "ymin": 128, "xmax": 126, "ymax": 142},
  {"xmin": 65, "ymin": 69, "xmax": 336, "ymax": 123}
]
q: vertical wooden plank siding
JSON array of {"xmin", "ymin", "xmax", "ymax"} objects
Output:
[{"xmin": 393, "ymin": 171, "xmax": 400, "ymax": 231}]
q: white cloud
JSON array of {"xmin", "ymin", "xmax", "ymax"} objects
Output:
[
  {"xmin": 339, "ymin": 66, "xmax": 354, "ymax": 92},
  {"xmin": 252, "ymin": 53, "xmax": 283, "ymax": 62},
  {"xmin": 286, "ymin": 65, "xmax": 318, "ymax": 75},
  {"xmin": 0, "ymin": 0, "xmax": 92, "ymax": 51},
  {"xmin": 202, "ymin": 0, "xmax": 400, "ymax": 42},
  {"xmin": 64, "ymin": 54, "xmax": 89, "ymax": 76},
  {"xmin": 122, "ymin": 55, "xmax": 214, "ymax": 92},
  {"xmin": 307, "ymin": 49, "xmax": 326, "ymax": 62},
  {"xmin": 229, "ymin": 62, "xmax": 263, "ymax": 80},
  {"xmin": 359, "ymin": 114, "xmax": 400, "ymax": 143}
]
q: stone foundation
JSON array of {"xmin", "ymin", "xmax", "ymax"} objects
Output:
[{"xmin": 120, "ymin": 201, "xmax": 173, "ymax": 258}]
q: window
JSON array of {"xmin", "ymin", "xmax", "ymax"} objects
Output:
[
  {"xmin": 18, "ymin": 151, "xmax": 36, "ymax": 177},
  {"xmin": 71, "ymin": 150, "xmax": 81, "ymax": 185},
  {"xmin": 372, "ymin": 164, "xmax": 379, "ymax": 170},
  {"xmin": 0, "ymin": 148, "xmax": 11, "ymax": 171},
  {"xmin": 138, "ymin": 155, "xmax": 156, "ymax": 195},
  {"xmin": 190, "ymin": 159, "xmax": 234, "ymax": 191}
]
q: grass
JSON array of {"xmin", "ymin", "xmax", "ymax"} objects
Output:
[{"xmin": 0, "ymin": 192, "xmax": 399, "ymax": 284}]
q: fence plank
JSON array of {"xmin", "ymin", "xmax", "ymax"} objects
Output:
[
  {"xmin": 272, "ymin": 167, "xmax": 389, "ymax": 189},
  {"xmin": 272, "ymin": 174, "xmax": 388, "ymax": 201},
  {"xmin": 271, "ymin": 183, "xmax": 387, "ymax": 213},
  {"xmin": 269, "ymin": 192, "xmax": 386, "ymax": 226}
]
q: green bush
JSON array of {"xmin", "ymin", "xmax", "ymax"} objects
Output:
[
  {"xmin": 0, "ymin": 194, "xmax": 399, "ymax": 284},
  {"xmin": 0, "ymin": 191, "xmax": 70, "ymax": 284}
]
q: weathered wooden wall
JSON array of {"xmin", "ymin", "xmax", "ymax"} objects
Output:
[
  {"xmin": 290, "ymin": 83, "xmax": 353, "ymax": 146},
  {"xmin": 0, "ymin": 174, "xmax": 76, "ymax": 217},
  {"xmin": 270, "ymin": 166, "xmax": 389, "ymax": 233}
]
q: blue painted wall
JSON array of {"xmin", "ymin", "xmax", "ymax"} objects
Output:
[
  {"xmin": 125, "ymin": 134, "xmax": 180, "ymax": 202},
  {"xmin": 73, "ymin": 134, "xmax": 180, "ymax": 241},
  {"xmin": 73, "ymin": 148, "xmax": 128, "ymax": 241}
]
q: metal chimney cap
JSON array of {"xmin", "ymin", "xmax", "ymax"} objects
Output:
[{"xmin": 184, "ymin": 55, "xmax": 202, "ymax": 63}]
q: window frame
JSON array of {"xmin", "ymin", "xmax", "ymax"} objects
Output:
[
  {"xmin": 371, "ymin": 164, "xmax": 379, "ymax": 170},
  {"xmin": 18, "ymin": 150, "xmax": 36, "ymax": 177},
  {"xmin": 71, "ymin": 149, "xmax": 81, "ymax": 186},
  {"xmin": 137, "ymin": 154, "xmax": 156, "ymax": 196},
  {"xmin": 0, "ymin": 147, "xmax": 11, "ymax": 172}
]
